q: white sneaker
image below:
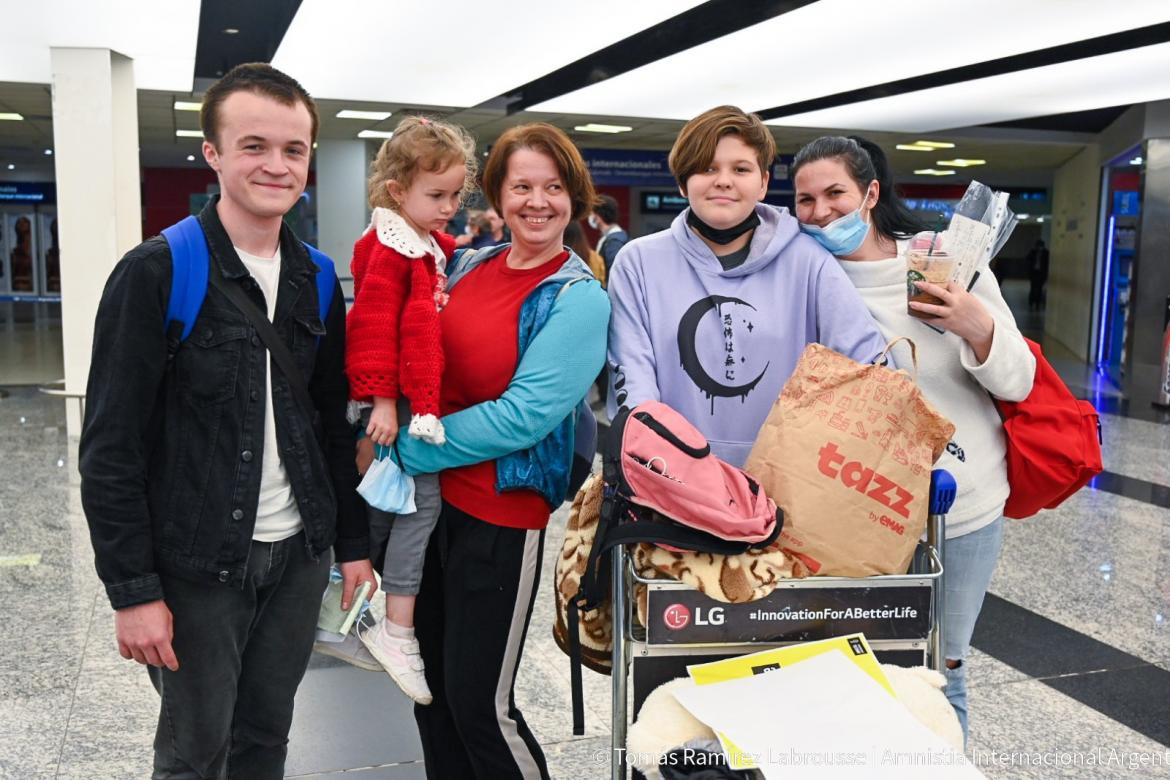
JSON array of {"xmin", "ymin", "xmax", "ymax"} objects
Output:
[
  {"xmin": 313, "ymin": 626, "xmax": 382, "ymax": 672},
  {"xmin": 358, "ymin": 619, "xmax": 433, "ymax": 705}
]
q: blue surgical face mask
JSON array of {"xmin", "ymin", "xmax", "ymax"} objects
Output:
[{"xmin": 799, "ymin": 185, "xmax": 874, "ymax": 257}]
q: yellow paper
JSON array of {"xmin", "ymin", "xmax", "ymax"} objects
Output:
[{"xmin": 685, "ymin": 634, "xmax": 895, "ymax": 769}]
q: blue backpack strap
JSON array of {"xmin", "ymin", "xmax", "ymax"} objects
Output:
[
  {"xmin": 161, "ymin": 215, "xmax": 210, "ymax": 345},
  {"xmin": 303, "ymin": 242, "xmax": 336, "ymax": 324}
]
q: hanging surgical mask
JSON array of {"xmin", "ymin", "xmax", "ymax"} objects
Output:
[
  {"xmin": 799, "ymin": 185, "xmax": 874, "ymax": 257},
  {"xmin": 356, "ymin": 444, "xmax": 416, "ymax": 514},
  {"xmin": 587, "ymin": 214, "xmax": 599, "ymax": 229}
]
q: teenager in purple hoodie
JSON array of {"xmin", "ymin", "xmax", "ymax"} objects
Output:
[{"xmin": 606, "ymin": 106, "xmax": 889, "ymax": 468}]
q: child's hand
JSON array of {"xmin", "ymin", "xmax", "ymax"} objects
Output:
[{"xmin": 367, "ymin": 397, "xmax": 399, "ymax": 446}]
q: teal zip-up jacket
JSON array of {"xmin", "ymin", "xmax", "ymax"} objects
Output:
[{"xmin": 394, "ymin": 244, "xmax": 610, "ymax": 509}]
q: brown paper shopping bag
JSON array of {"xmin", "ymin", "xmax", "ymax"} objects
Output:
[{"xmin": 745, "ymin": 340, "xmax": 954, "ymax": 577}]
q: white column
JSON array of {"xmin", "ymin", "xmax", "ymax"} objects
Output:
[
  {"xmin": 50, "ymin": 48, "xmax": 141, "ymax": 435},
  {"xmin": 314, "ymin": 139, "xmax": 370, "ymax": 302}
]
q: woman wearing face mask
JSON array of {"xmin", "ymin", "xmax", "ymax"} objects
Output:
[
  {"xmin": 606, "ymin": 106, "xmax": 888, "ymax": 468},
  {"xmin": 792, "ymin": 135, "xmax": 1035, "ymax": 743}
]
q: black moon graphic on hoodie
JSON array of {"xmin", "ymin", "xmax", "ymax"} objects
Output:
[{"xmin": 676, "ymin": 295, "xmax": 769, "ymax": 414}]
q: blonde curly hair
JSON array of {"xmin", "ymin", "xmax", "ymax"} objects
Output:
[{"xmin": 367, "ymin": 115, "xmax": 478, "ymax": 210}]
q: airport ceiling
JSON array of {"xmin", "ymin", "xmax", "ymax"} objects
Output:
[{"xmin": 0, "ymin": 0, "xmax": 1167, "ymax": 185}]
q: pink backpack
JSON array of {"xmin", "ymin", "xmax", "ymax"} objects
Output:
[{"xmin": 566, "ymin": 400, "xmax": 782, "ymax": 733}]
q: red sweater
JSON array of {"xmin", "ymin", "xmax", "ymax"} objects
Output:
[
  {"xmin": 439, "ymin": 249, "xmax": 567, "ymax": 529},
  {"xmin": 346, "ymin": 224, "xmax": 454, "ymax": 418}
]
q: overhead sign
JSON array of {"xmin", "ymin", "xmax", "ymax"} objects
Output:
[
  {"xmin": 584, "ymin": 149, "xmax": 676, "ymax": 187},
  {"xmin": 0, "ymin": 183, "xmax": 55, "ymax": 204},
  {"xmin": 584, "ymin": 150, "xmax": 793, "ymax": 188}
]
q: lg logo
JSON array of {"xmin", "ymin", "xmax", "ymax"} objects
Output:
[
  {"xmin": 663, "ymin": 604, "xmax": 724, "ymax": 630},
  {"xmin": 663, "ymin": 604, "xmax": 690, "ymax": 630}
]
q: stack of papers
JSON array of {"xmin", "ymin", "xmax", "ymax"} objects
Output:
[{"xmin": 675, "ymin": 643, "xmax": 985, "ymax": 778}]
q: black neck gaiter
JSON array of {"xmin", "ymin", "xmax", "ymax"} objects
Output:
[{"xmin": 686, "ymin": 208, "xmax": 760, "ymax": 245}]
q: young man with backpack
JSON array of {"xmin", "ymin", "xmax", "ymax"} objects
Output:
[{"xmin": 79, "ymin": 63, "xmax": 376, "ymax": 778}]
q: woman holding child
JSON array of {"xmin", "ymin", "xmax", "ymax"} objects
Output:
[{"xmin": 351, "ymin": 118, "xmax": 608, "ymax": 779}]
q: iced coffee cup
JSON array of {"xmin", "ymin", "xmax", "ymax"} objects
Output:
[{"xmin": 906, "ymin": 250, "xmax": 955, "ymax": 319}]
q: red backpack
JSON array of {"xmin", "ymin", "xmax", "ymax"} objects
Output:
[{"xmin": 996, "ymin": 338, "xmax": 1103, "ymax": 518}]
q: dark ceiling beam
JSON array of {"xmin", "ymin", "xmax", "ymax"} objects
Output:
[
  {"xmin": 504, "ymin": 0, "xmax": 818, "ymax": 113},
  {"xmin": 987, "ymin": 105, "xmax": 1130, "ymax": 134},
  {"xmin": 756, "ymin": 21, "xmax": 1170, "ymax": 120},
  {"xmin": 193, "ymin": 0, "xmax": 303, "ymax": 91}
]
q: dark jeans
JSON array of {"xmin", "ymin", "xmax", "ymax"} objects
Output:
[
  {"xmin": 148, "ymin": 532, "xmax": 329, "ymax": 779},
  {"xmin": 414, "ymin": 503, "xmax": 549, "ymax": 779}
]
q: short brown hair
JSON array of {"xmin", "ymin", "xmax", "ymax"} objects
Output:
[
  {"xmin": 368, "ymin": 116, "xmax": 478, "ymax": 210},
  {"xmin": 481, "ymin": 123, "xmax": 597, "ymax": 222},
  {"xmin": 200, "ymin": 63, "xmax": 319, "ymax": 148},
  {"xmin": 668, "ymin": 106, "xmax": 776, "ymax": 193}
]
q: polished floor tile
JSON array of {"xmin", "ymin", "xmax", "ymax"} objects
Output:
[
  {"xmin": 989, "ymin": 489, "xmax": 1170, "ymax": 667},
  {"xmin": 287, "ymin": 764, "xmax": 427, "ymax": 779},
  {"xmin": 1096, "ymin": 413, "xmax": 1170, "ymax": 486},
  {"xmin": 285, "ymin": 665, "xmax": 422, "ymax": 777},
  {"xmin": 0, "ymin": 301, "xmax": 64, "ymax": 386},
  {"xmin": 55, "ymin": 602, "xmax": 158, "ymax": 780},
  {"xmin": 966, "ymin": 677, "xmax": 1170, "ymax": 779}
]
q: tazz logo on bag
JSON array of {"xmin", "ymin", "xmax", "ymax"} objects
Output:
[
  {"xmin": 817, "ymin": 442, "xmax": 914, "ymax": 519},
  {"xmin": 663, "ymin": 603, "xmax": 691, "ymax": 630}
]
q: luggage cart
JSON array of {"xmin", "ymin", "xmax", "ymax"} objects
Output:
[{"xmin": 608, "ymin": 469, "xmax": 957, "ymax": 779}]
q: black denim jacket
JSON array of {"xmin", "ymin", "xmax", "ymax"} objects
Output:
[{"xmin": 80, "ymin": 199, "xmax": 368, "ymax": 609}]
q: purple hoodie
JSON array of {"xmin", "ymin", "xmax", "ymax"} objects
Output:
[{"xmin": 606, "ymin": 203, "xmax": 889, "ymax": 468}]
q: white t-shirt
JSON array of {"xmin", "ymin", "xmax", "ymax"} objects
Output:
[{"xmin": 236, "ymin": 245, "xmax": 303, "ymax": 542}]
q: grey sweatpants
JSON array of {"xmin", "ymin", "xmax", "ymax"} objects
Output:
[
  {"xmin": 361, "ymin": 399, "xmax": 443, "ymax": 597},
  {"xmin": 367, "ymin": 470, "xmax": 441, "ymax": 596}
]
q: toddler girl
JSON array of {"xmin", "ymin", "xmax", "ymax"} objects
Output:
[{"xmin": 346, "ymin": 116, "xmax": 476, "ymax": 704}]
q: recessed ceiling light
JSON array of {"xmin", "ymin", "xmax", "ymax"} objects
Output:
[
  {"xmin": 186, "ymin": 154, "xmax": 196, "ymax": 161},
  {"xmin": 914, "ymin": 168, "xmax": 955, "ymax": 176},
  {"xmin": 174, "ymin": 100, "xmax": 202, "ymax": 112},
  {"xmin": 896, "ymin": 144, "xmax": 935, "ymax": 152},
  {"xmin": 574, "ymin": 123, "xmax": 633, "ymax": 134},
  {"xmin": 358, "ymin": 129, "xmax": 395, "ymax": 139},
  {"xmin": 336, "ymin": 109, "xmax": 392, "ymax": 121},
  {"xmin": 175, "ymin": 129, "xmax": 203, "ymax": 138},
  {"xmin": 1017, "ymin": 214, "xmax": 1030, "ymax": 220},
  {"xmin": 43, "ymin": 149, "xmax": 52, "ymax": 156},
  {"xmin": 937, "ymin": 159, "xmax": 986, "ymax": 167},
  {"xmin": 1130, "ymin": 156, "xmax": 1143, "ymax": 165},
  {"xmin": 6, "ymin": 164, "xmax": 14, "ymax": 170},
  {"xmin": 1036, "ymin": 216, "xmax": 1046, "ymax": 223},
  {"xmin": 223, "ymin": 27, "xmax": 239, "ymax": 35},
  {"xmin": 0, "ymin": 113, "xmax": 24, "ymax": 121},
  {"xmin": 912, "ymin": 140, "xmax": 954, "ymax": 149}
]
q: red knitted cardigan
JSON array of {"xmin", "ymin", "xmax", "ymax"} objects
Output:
[{"xmin": 345, "ymin": 222, "xmax": 455, "ymax": 419}]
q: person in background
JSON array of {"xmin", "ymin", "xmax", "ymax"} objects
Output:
[
  {"xmin": 564, "ymin": 219, "xmax": 606, "ymax": 286},
  {"xmin": 590, "ymin": 193, "xmax": 628, "ymax": 278},
  {"xmin": 483, "ymin": 206, "xmax": 508, "ymax": 244},
  {"xmin": 465, "ymin": 211, "xmax": 492, "ymax": 249},
  {"xmin": 1027, "ymin": 238, "xmax": 1049, "ymax": 310},
  {"xmin": 792, "ymin": 134, "xmax": 1035, "ymax": 743},
  {"xmin": 358, "ymin": 122, "xmax": 609, "ymax": 778},
  {"xmin": 606, "ymin": 105, "xmax": 888, "ymax": 468}
]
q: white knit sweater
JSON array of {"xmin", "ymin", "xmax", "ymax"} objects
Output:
[{"xmin": 836, "ymin": 254, "xmax": 1035, "ymax": 539}]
